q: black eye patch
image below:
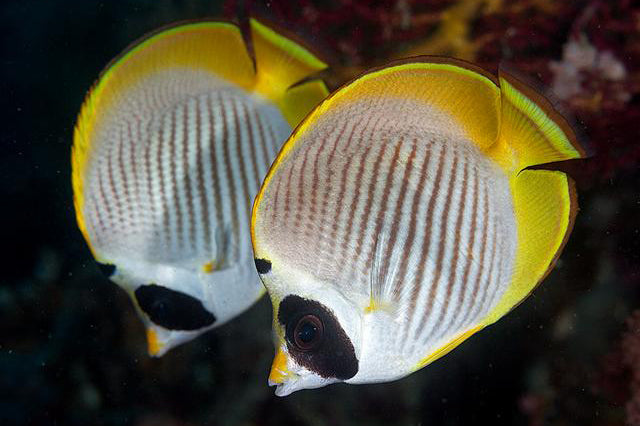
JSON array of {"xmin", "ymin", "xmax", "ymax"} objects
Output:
[
  {"xmin": 278, "ymin": 295, "xmax": 358, "ymax": 380},
  {"xmin": 134, "ymin": 284, "xmax": 216, "ymax": 331}
]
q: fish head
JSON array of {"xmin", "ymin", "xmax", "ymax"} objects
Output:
[
  {"xmin": 102, "ymin": 259, "xmax": 219, "ymax": 357},
  {"xmin": 254, "ymin": 257, "xmax": 363, "ymax": 396}
]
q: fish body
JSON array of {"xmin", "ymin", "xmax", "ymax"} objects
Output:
[
  {"xmin": 251, "ymin": 58, "xmax": 586, "ymax": 395},
  {"xmin": 72, "ymin": 19, "xmax": 328, "ymax": 356}
]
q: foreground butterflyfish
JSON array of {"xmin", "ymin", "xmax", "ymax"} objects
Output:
[
  {"xmin": 251, "ymin": 57, "xmax": 586, "ymax": 395},
  {"xmin": 72, "ymin": 18, "xmax": 328, "ymax": 356}
]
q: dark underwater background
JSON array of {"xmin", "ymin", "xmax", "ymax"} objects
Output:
[{"xmin": 2, "ymin": 0, "xmax": 639, "ymax": 425}]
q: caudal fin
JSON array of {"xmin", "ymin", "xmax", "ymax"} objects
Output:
[{"xmin": 481, "ymin": 69, "xmax": 586, "ymax": 325}]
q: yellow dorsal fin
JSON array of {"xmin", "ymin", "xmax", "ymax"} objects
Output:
[
  {"xmin": 249, "ymin": 18, "xmax": 328, "ymax": 125},
  {"xmin": 489, "ymin": 69, "xmax": 587, "ymax": 173},
  {"xmin": 72, "ymin": 21, "xmax": 256, "ymax": 247}
]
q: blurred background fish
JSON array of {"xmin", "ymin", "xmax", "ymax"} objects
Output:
[{"xmin": 72, "ymin": 18, "xmax": 328, "ymax": 356}]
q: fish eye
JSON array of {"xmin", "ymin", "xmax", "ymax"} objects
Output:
[{"xmin": 290, "ymin": 314, "xmax": 324, "ymax": 351}]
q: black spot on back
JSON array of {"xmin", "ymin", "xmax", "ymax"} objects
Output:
[
  {"xmin": 254, "ymin": 258, "xmax": 272, "ymax": 274},
  {"xmin": 96, "ymin": 262, "xmax": 115, "ymax": 277},
  {"xmin": 278, "ymin": 295, "xmax": 358, "ymax": 380},
  {"xmin": 134, "ymin": 284, "xmax": 216, "ymax": 331}
]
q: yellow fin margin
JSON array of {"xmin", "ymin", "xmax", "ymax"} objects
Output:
[
  {"xmin": 482, "ymin": 169, "xmax": 577, "ymax": 325},
  {"xmin": 414, "ymin": 324, "xmax": 484, "ymax": 370}
]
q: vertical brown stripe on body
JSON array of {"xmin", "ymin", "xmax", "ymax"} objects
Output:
[
  {"xmin": 474, "ymin": 208, "xmax": 498, "ymax": 321},
  {"xmin": 170, "ymin": 107, "xmax": 183, "ymax": 248},
  {"xmin": 107, "ymin": 144, "xmax": 123, "ymax": 225},
  {"xmin": 405, "ymin": 145, "xmax": 445, "ymax": 341},
  {"xmin": 379, "ymin": 139, "xmax": 417, "ymax": 299},
  {"xmin": 329, "ymin": 121, "xmax": 364, "ymax": 263},
  {"xmin": 485, "ymin": 219, "xmax": 507, "ymax": 311},
  {"xmin": 232, "ymin": 98, "xmax": 251, "ymax": 220},
  {"xmin": 264, "ymin": 114, "xmax": 281, "ymax": 155},
  {"xmin": 117, "ymin": 130, "xmax": 132, "ymax": 226},
  {"xmin": 195, "ymin": 99, "xmax": 211, "ymax": 253},
  {"xmin": 293, "ymin": 142, "xmax": 312, "ymax": 235},
  {"xmin": 143, "ymin": 120, "xmax": 155, "ymax": 233},
  {"xmin": 158, "ymin": 114, "xmax": 170, "ymax": 244},
  {"xmin": 433, "ymin": 156, "xmax": 469, "ymax": 341},
  {"xmin": 350, "ymin": 118, "xmax": 388, "ymax": 263},
  {"xmin": 332, "ymin": 114, "xmax": 381, "ymax": 259},
  {"xmin": 241, "ymin": 101, "xmax": 260, "ymax": 189},
  {"xmin": 460, "ymin": 186, "xmax": 492, "ymax": 327},
  {"xmin": 206, "ymin": 96, "xmax": 224, "ymax": 244},
  {"xmin": 127, "ymin": 122, "xmax": 140, "ymax": 217},
  {"xmin": 220, "ymin": 93, "xmax": 239, "ymax": 260},
  {"xmin": 361, "ymin": 138, "xmax": 404, "ymax": 277},
  {"xmin": 252, "ymin": 108, "xmax": 271, "ymax": 170},
  {"xmin": 449, "ymin": 165, "xmax": 479, "ymax": 332},
  {"xmin": 182, "ymin": 103, "xmax": 196, "ymax": 249},
  {"xmin": 282, "ymin": 158, "xmax": 297, "ymax": 224},
  {"xmin": 316, "ymin": 121, "xmax": 349, "ymax": 246},
  {"xmin": 271, "ymin": 174, "xmax": 283, "ymax": 223},
  {"xmin": 419, "ymin": 152, "xmax": 460, "ymax": 340},
  {"xmin": 304, "ymin": 122, "xmax": 337, "ymax": 239},
  {"xmin": 339, "ymin": 115, "xmax": 380, "ymax": 265},
  {"xmin": 395, "ymin": 141, "xmax": 433, "ymax": 309},
  {"xmin": 97, "ymin": 165, "xmax": 112, "ymax": 228},
  {"xmin": 90, "ymin": 192, "xmax": 106, "ymax": 242},
  {"xmin": 128, "ymin": 112, "xmax": 144, "ymax": 222}
]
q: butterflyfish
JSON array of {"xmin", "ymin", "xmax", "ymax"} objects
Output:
[
  {"xmin": 251, "ymin": 57, "xmax": 586, "ymax": 395},
  {"xmin": 72, "ymin": 18, "xmax": 328, "ymax": 356}
]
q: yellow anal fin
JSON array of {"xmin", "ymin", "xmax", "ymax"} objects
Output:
[
  {"xmin": 492, "ymin": 70, "xmax": 587, "ymax": 174},
  {"xmin": 482, "ymin": 169, "xmax": 577, "ymax": 325},
  {"xmin": 415, "ymin": 324, "xmax": 483, "ymax": 370},
  {"xmin": 249, "ymin": 18, "xmax": 328, "ymax": 112}
]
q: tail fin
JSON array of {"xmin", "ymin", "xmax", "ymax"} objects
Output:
[
  {"xmin": 493, "ymin": 68, "xmax": 588, "ymax": 173},
  {"xmin": 481, "ymin": 69, "xmax": 587, "ymax": 325},
  {"xmin": 249, "ymin": 18, "xmax": 329, "ymax": 126}
]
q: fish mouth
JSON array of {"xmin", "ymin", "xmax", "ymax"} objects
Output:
[
  {"xmin": 271, "ymin": 379, "xmax": 299, "ymax": 397},
  {"xmin": 268, "ymin": 347, "xmax": 298, "ymax": 390}
]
